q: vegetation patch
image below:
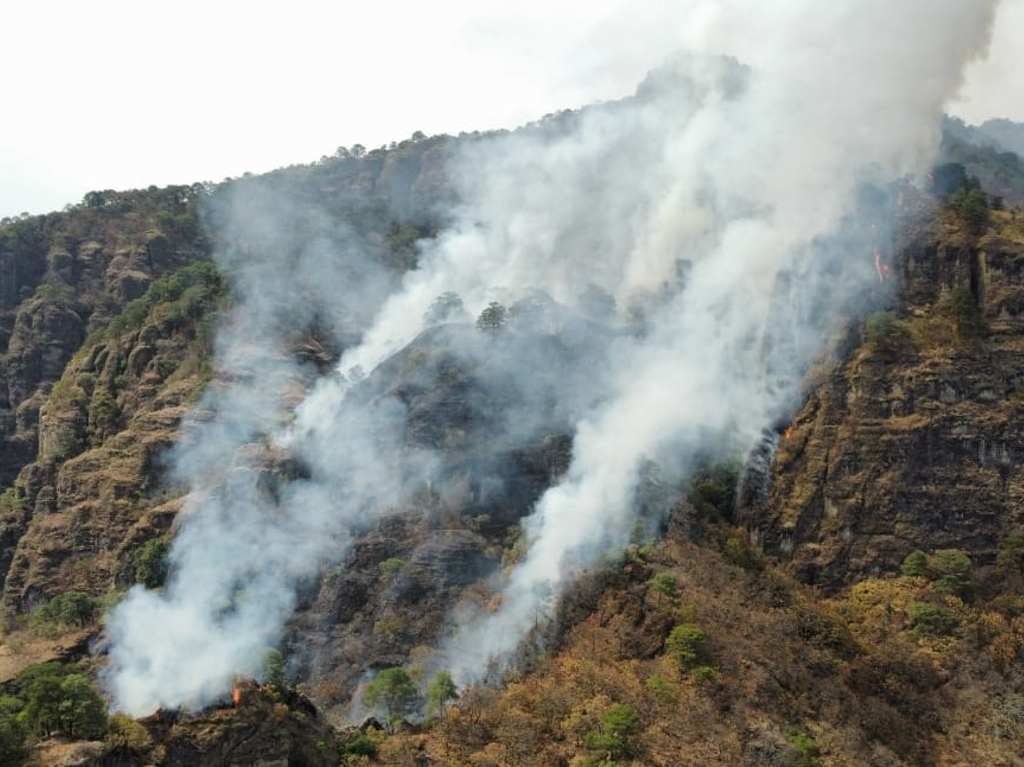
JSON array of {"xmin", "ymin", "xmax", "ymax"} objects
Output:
[{"xmin": 28, "ymin": 592, "xmax": 98, "ymax": 636}]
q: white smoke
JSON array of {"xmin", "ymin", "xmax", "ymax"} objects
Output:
[
  {"xmin": 104, "ymin": 0, "xmax": 999, "ymax": 714},
  {"xmin": 431, "ymin": 0, "xmax": 1001, "ymax": 681}
]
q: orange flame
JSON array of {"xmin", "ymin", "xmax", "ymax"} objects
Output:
[
  {"xmin": 874, "ymin": 248, "xmax": 891, "ymax": 282},
  {"xmin": 232, "ymin": 686, "xmax": 242, "ymax": 707}
]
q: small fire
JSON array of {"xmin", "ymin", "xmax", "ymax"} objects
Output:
[
  {"xmin": 782, "ymin": 424, "xmax": 796, "ymax": 441},
  {"xmin": 232, "ymin": 686, "xmax": 242, "ymax": 707},
  {"xmin": 874, "ymin": 248, "xmax": 891, "ymax": 282}
]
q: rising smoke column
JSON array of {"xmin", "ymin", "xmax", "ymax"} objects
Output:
[
  {"xmin": 435, "ymin": 0, "xmax": 1000, "ymax": 681},
  {"xmin": 104, "ymin": 0, "xmax": 999, "ymax": 714},
  {"xmin": 102, "ymin": 178, "xmax": 424, "ymax": 714}
]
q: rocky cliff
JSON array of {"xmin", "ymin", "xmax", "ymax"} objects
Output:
[{"xmin": 744, "ymin": 205, "xmax": 1024, "ymax": 591}]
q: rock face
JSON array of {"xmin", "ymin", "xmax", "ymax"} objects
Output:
[
  {"xmin": 0, "ymin": 209, "xmax": 203, "ymax": 491},
  {"xmin": 742, "ymin": 208, "xmax": 1024, "ymax": 588},
  {"xmin": 74, "ymin": 688, "xmax": 341, "ymax": 767}
]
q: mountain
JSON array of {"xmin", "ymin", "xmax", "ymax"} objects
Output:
[
  {"xmin": 0, "ymin": 114, "xmax": 1023, "ymax": 766},
  {"xmin": 977, "ymin": 118, "xmax": 1024, "ymax": 158}
]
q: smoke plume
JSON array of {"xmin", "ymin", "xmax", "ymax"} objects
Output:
[{"xmin": 104, "ymin": 0, "xmax": 999, "ymax": 714}]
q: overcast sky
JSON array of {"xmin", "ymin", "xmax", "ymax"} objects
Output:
[{"xmin": 1, "ymin": 0, "xmax": 1021, "ymax": 219}]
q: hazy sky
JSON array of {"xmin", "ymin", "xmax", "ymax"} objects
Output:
[{"xmin": 1, "ymin": 0, "xmax": 1021, "ymax": 219}]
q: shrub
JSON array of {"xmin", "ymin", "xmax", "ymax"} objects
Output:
[
  {"xmin": 105, "ymin": 712, "xmax": 152, "ymax": 753},
  {"xmin": 691, "ymin": 665, "xmax": 718, "ymax": 683},
  {"xmin": 378, "ymin": 558, "xmax": 407, "ymax": 578},
  {"xmin": 794, "ymin": 608, "xmax": 859, "ymax": 659},
  {"xmin": 996, "ymin": 534, "xmax": 1024, "ymax": 583},
  {"xmin": 133, "ymin": 539, "xmax": 170, "ymax": 589},
  {"xmin": 900, "ymin": 550, "xmax": 929, "ymax": 577},
  {"xmin": 909, "ymin": 602, "xmax": 959, "ymax": 636},
  {"xmin": 106, "ymin": 261, "xmax": 224, "ymax": 339},
  {"xmin": 648, "ymin": 572, "xmax": 679, "ymax": 603},
  {"xmin": 950, "ymin": 286, "xmax": 986, "ymax": 339},
  {"xmin": 340, "ymin": 733, "xmax": 379, "ymax": 760},
  {"xmin": 88, "ymin": 385, "xmax": 119, "ymax": 438},
  {"xmin": 0, "ymin": 489, "xmax": 24, "ymax": 517},
  {"xmin": 666, "ymin": 623, "xmax": 713, "ymax": 671},
  {"xmin": 584, "ymin": 703, "xmax": 639, "ymax": 762},
  {"xmin": 723, "ymin": 532, "xmax": 762, "ymax": 571},
  {"xmin": 902, "ymin": 548, "xmax": 972, "ymax": 596},
  {"xmin": 865, "ymin": 311, "xmax": 911, "ymax": 354},
  {"xmin": 785, "ymin": 729, "xmax": 822, "ymax": 767},
  {"xmin": 644, "ymin": 673, "xmax": 677, "ymax": 705},
  {"xmin": 688, "ymin": 461, "xmax": 741, "ymax": 522}
]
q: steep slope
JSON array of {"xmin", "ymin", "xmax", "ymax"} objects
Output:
[
  {"xmin": 742, "ymin": 206, "xmax": 1024, "ymax": 589},
  {"xmin": 0, "ymin": 188, "xmax": 206, "ymax": 488},
  {"xmin": 0, "ymin": 121, "xmax": 1022, "ymax": 766}
]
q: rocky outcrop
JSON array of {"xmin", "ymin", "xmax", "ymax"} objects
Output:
[
  {"xmin": 0, "ymin": 271, "xmax": 216, "ymax": 610},
  {"xmin": 743, "ymin": 208, "xmax": 1024, "ymax": 588},
  {"xmin": 0, "ymin": 206, "xmax": 203, "ymax": 491}
]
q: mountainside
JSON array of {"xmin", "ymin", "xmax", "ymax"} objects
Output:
[{"xmin": 0, "ymin": 119, "xmax": 1023, "ymax": 766}]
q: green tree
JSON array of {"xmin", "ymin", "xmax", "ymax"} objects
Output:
[
  {"xmin": 262, "ymin": 649, "xmax": 287, "ymax": 694},
  {"xmin": 18, "ymin": 665, "xmax": 107, "ymax": 740},
  {"xmin": 996, "ymin": 534, "xmax": 1024, "ymax": 585},
  {"xmin": 927, "ymin": 549, "xmax": 973, "ymax": 596},
  {"xmin": 666, "ymin": 623, "xmax": 712, "ymax": 671},
  {"xmin": 476, "ymin": 302, "xmax": 507, "ymax": 334},
  {"xmin": 688, "ymin": 461, "xmax": 741, "ymax": 522},
  {"xmin": 648, "ymin": 572, "xmax": 679, "ymax": 604},
  {"xmin": 425, "ymin": 671, "xmax": 458, "ymax": 720},
  {"xmin": 900, "ymin": 550, "xmax": 929, "ymax": 577},
  {"xmin": 0, "ymin": 696, "xmax": 26, "ymax": 767},
  {"xmin": 56, "ymin": 674, "xmax": 107, "ymax": 739},
  {"xmin": 32, "ymin": 592, "xmax": 98, "ymax": 632},
  {"xmin": 953, "ymin": 185, "xmax": 989, "ymax": 235},
  {"xmin": 423, "ymin": 292, "xmax": 465, "ymax": 326},
  {"xmin": 133, "ymin": 539, "xmax": 170, "ymax": 589},
  {"xmin": 364, "ymin": 668, "xmax": 418, "ymax": 722},
  {"xmin": 909, "ymin": 602, "xmax": 959, "ymax": 636},
  {"xmin": 584, "ymin": 704, "xmax": 639, "ymax": 762}
]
